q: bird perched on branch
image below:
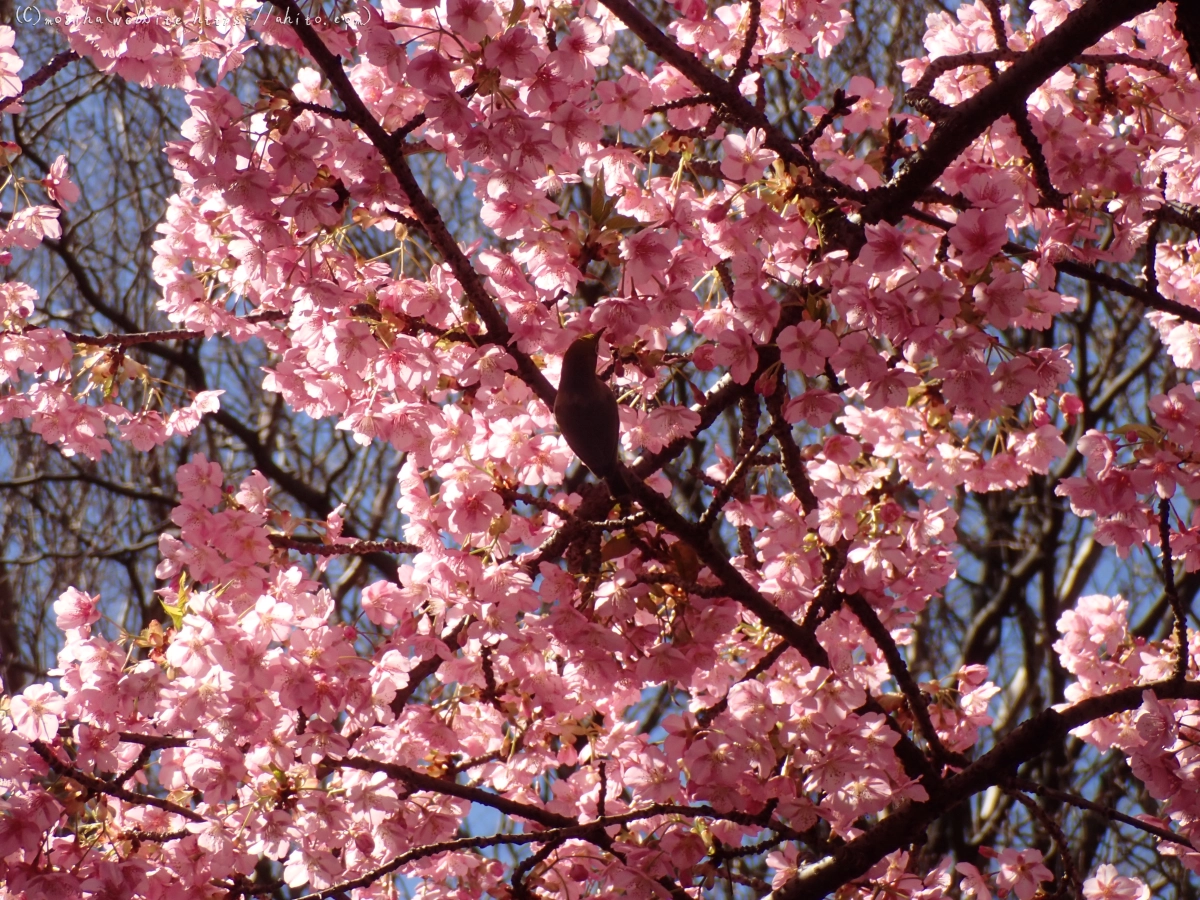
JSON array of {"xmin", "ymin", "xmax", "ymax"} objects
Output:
[{"xmin": 554, "ymin": 330, "xmax": 629, "ymax": 498}]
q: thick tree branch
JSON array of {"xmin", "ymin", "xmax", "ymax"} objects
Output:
[
  {"xmin": 265, "ymin": 0, "xmax": 556, "ymax": 409},
  {"xmin": 623, "ymin": 473, "xmax": 830, "ymax": 668},
  {"xmin": 862, "ymin": 0, "xmax": 1160, "ymax": 225},
  {"xmin": 598, "ymin": 0, "xmax": 863, "ymax": 224},
  {"xmin": 766, "ymin": 678, "xmax": 1200, "ymax": 900}
]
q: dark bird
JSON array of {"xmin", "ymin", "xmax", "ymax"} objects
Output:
[
  {"xmin": 1176, "ymin": 1, "xmax": 1200, "ymax": 77},
  {"xmin": 554, "ymin": 331, "xmax": 627, "ymax": 497}
]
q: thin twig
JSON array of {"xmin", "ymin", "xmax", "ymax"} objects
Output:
[
  {"xmin": 729, "ymin": 0, "xmax": 761, "ymax": 86},
  {"xmin": 268, "ymin": 534, "xmax": 421, "ymax": 557},
  {"xmin": 843, "ymin": 592, "xmax": 965, "ymax": 768},
  {"xmin": 1007, "ymin": 776, "xmax": 1191, "ymax": 848},
  {"xmin": 1158, "ymin": 497, "xmax": 1189, "ymax": 683},
  {"xmin": 31, "ymin": 741, "xmax": 204, "ymax": 823},
  {"xmin": 0, "ymin": 51, "xmax": 80, "ymax": 112}
]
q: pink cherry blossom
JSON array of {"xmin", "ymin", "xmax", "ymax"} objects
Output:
[
  {"xmin": 830, "ymin": 331, "xmax": 887, "ymax": 387},
  {"xmin": 53, "ymin": 587, "xmax": 100, "ymax": 631},
  {"xmin": 778, "ymin": 320, "xmax": 839, "ymax": 376},
  {"xmin": 712, "ymin": 326, "xmax": 759, "ymax": 384},
  {"xmin": 595, "ymin": 73, "xmax": 652, "ymax": 132},
  {"xmin": 176, "ymin": 454, "xmax": 224, "ymax": 506},
  {"xmin": 0, "ymin": 26, "xmax": 21, "ymax": 99},
  {"xmin": 720, "ymin": 128, "xmax": 775, "ymax": 182},
  {"xmin": 1083, "ymin": 864, "xmax": 1150, "ymax": 900},
  {"xmin": 446, "ymin": 0, "xmax": 497, "ymax": 43},
  {"xmin": 993, "ymin": 848, "xmax": 1053, "ymax": 900},
  {"xmin": 842, "ymin": 75, "xmax": 892, "ymax": 132},
  {"xmin": 949, "ymin": 208, "xmax": 1008, "ymax": 270},
  {"xmin": 10, "ymin": 682, "xmax": 64, "ymax": 742},
  {"xmin": 621, "ymin": 228, "xmax": 674, "ymax": 287},
  {"xmin": 957, "ymin": 862, "xmax": 992, "ymax": 900},
  {"xmin": 0, "ymin": 2, "xmax": 1196, "ymax": 898},
  {"xmin": 41, "ymin": 156, "xmax": 80, "ymax": 206}
]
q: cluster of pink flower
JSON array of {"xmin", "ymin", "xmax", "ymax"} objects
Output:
[{"xmin": 1, "ymin": 0, "xmax": 1199, "ymax": 896}]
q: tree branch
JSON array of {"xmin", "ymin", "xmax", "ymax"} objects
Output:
[
  {"xmin": 766, "ymin": 678, "xmax": 1200, "ymax": 900},
  {"xmin": 265, "ymin": 0, "xmax": 556, "ymax": 409},
  {"xmin": 862, "ymin": 0, "xmax": 1160, "ymax": 225}
]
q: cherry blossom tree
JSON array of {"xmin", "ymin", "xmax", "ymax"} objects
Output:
[{"xmin": 3, "ymin": 0, "xmax": 1200, "ymax": 897}]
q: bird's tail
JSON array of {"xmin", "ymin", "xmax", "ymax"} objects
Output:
[{"xmin": 605, "ymin": 466, "xmax": 633, "ymax": 501}]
